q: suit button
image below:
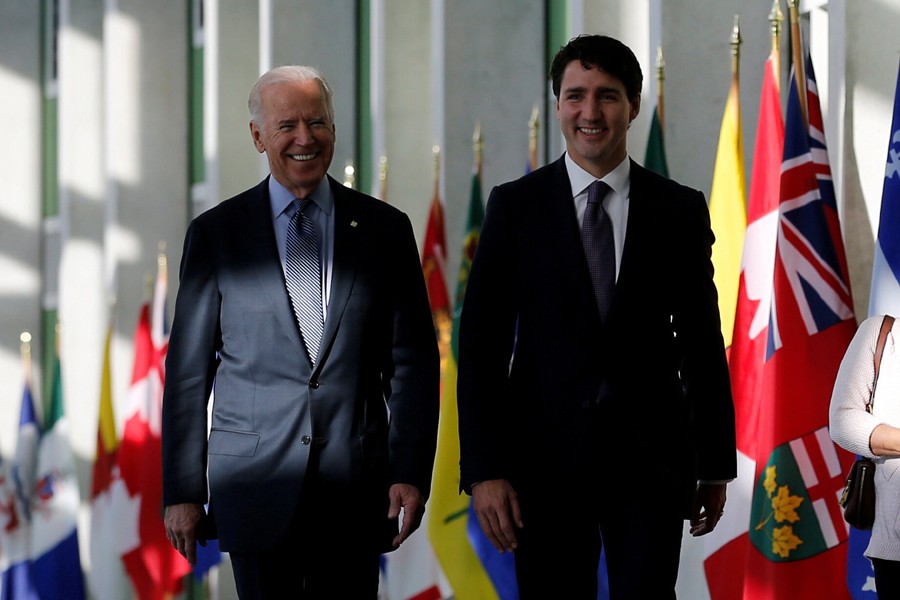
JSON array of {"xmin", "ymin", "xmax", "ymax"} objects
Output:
[
  {"xmin": 301, "ymin": 436, "xmax": 311, "ymax": 445},
  {"xmin": 309, "ymin": 380, "xmax": 319, "ymax": 389}
]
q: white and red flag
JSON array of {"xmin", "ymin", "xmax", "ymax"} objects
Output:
[{"xmin": 117, "ymin": 256, "xmax": 191, "ymax": 600}]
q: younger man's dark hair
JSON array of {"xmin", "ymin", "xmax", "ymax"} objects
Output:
[{"xmin": 550, "ymin": 34, "xmax": 643, "ymax": 102}]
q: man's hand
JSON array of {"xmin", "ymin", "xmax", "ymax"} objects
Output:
[
  {"xmin": 689, "ymin": 482, "xmax": 727, "ymax": 537},
  {"xmin": 471, "ymin": 479, "xmax": 523, "ymax": 553},
  {"xmin": 388, "ymin": 483, "xmax": 426, "ymax": 549},
  {"xmin": 164, "ymin": 503, "xmax": 207, "ymax": 566}
]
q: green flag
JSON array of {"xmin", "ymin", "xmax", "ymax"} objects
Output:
[{"xmin": 643, "ymin": 106, "xmax": 669, "ymax": 177}]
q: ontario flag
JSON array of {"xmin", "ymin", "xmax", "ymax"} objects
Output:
[
  {"xmin": 116, "ymin": 255, "xmax": 191, "ymax": 600},
  {"xmin": 702, "ymin": 52, "xmax": 857, "ymax": 598}
]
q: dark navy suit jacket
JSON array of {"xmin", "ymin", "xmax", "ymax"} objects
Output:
[{"xmin": 457, "ymin": 156, "xmax": 736, "ymax": 516}]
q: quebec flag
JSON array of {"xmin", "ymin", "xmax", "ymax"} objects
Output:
[{"xmin": 847, "ymin": 57, "xmax": 900, "ymax": 600}]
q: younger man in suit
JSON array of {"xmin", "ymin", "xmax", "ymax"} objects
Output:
[{"xmin": 457, "ymin": 34, "xmax": 737, "ymax": 599}]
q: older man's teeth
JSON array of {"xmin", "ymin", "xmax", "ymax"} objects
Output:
[
  {"xmin": 291, "ymin": 153, "xmax": 316, "ymax": 161},
  {"xmin": 580, "ymin": 128, "xmax": 602, "ymax": 134}
]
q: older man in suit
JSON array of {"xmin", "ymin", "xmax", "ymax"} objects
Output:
[
  {"xmin": 457, "ymin": 35, "xmax": 737, "ymax": 599},
  {"xmin": 161, "ymin": 65, "xmax": 439, "ymax": 599}
]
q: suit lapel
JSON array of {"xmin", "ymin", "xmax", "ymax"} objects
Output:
[
  {"xmin": 317, "ymin": 178, "xmax": 362, "ymax": 373},
  {"xmin": 243, "ymin": 179, "xmax": 310, "ymax": 361},
  {"xmin": 615, "ymin": 161, "xmax": 651, "ymax": 308}
]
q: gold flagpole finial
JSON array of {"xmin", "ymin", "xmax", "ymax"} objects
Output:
[
  {"xmin": 432, "ymin": 145, "xmax": 441, "ymax": 199},
  {"xmin": 20, "ymin": 331, "xmax": 32, "ymax": 384},
  {"xmin": 655, "ymin": 47, "xmax": 666, "ymax": 132},
  {"xmin": 343, "ymin": 161, "xmax": 356, "ymax": 189},
  {"xmin": 769, "ymin": 0, "xmax": 784, "ymax": 90},
  {"xmin": 473, "ymin": 122, "xmax": 484, "ymax": 177},
  {"xmin": 730, "ymin": 15, "xmax": 742, "ymax": 69},
  {"xmin": 655, "ymin": 46, "xmax": 666, "ymax": 82},
  {"xmin": 378, "ymin": 155, "xmax": 388, "ymax": 201}
]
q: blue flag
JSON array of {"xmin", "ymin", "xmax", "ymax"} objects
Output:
[
  {"xmin": 848, "ymin": 57, "xmax": 900, "ymax": 600},
  {"xmin": 1, "ymin": 383, "xmax": 41, "ymax": 600},
  {"xmin": 869, "ymin": 57, "xmax": 900, "ymax": 319}
]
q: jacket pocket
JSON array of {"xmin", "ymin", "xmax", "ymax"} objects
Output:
[{"xmin": 208, "ymin": 428, "xmax": 260, "ymax": 457}]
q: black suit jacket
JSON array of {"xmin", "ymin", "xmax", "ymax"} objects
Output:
[
  {"xmin": 457, "ymin": 156, "xmax": 736, "ymax": 516},
  {"xmin": 162, "ymin": 176, "xmax": 439, "ymax": 553}
]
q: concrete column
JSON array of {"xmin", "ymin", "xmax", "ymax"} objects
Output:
[
  {"xmin": 212, "ymin": 0, "xmax": 261, "ymax": 203},
  {"xmin": 57, "ymin": 0, "xmax": 105, "ymax": 475},
  {"xmin": 96, "ymin": 0, "xmax": 189, "ymax": 425},
  {"xmin": 270, "ymin": 0, "xmax": 358, "ymax": 183},
  {"xmin": 436, "ymin": 0, "xmax": 545, "ymax": 290},
  {"xmin": 0, "ymin": 0, "xmax": 43, "ymax": 458}
]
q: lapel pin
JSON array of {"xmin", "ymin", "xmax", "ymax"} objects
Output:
[{"xmin": 350, "ymin": 220, "xmax": 358, "ymax": 228}]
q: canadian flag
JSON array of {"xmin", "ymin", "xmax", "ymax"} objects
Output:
[{"xmin": 116, "ymin": 256, "xmax": 192, "ymax": 600}]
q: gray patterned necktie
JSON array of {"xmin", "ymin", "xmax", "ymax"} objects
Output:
[
  {"xmin": 582, "ymin": 180, "xmax": 615, "ymax": 322},
  {"xmin": 284, "ymin": 198, "xmax": 324, "ymax": 361}
]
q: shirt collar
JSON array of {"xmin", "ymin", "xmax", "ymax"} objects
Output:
[
  {"xmin": 269, "ymin": 175, "xmax": 335, "ymax": 218},
  {"xmin": 564, "ymin": 153, "xmax": 630, "ymax": 199}
]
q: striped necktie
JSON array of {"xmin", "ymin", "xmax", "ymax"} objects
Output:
[
  {"xmin": 582, "ymin": 180, "xmax": 615, "ymax": 322},
  {"xmin": 284, "ymin": 198, "xmax": 324, "ymax": 361}
]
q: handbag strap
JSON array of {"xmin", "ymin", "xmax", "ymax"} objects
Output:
[{"xmin": 868, "ymin": 314, "xmax": 895, "ymax": 414}]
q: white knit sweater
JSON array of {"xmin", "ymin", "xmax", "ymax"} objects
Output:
[{"xmin": 830, "ymin": 314, "xmax": 900, "ymax": 561}]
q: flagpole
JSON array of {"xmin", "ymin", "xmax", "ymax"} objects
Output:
[
  {"xmin": 655, "ymin": 46, "xmax": 666, "ymax": 133},
  {"xmin": 528, "ymin": 105, "xmax": 539, "ymax": 172},
  {"xmin": 788, "ymin": 0, "xmax": 807, "ymax": 123},
  {"xmin": 769, "ymin": 0, "xmax": 783, "ymax": 92}
]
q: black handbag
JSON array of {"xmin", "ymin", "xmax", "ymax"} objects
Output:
[{"xmin": 839, "ymin": 314, "xmax": 894, "ymax": 530}]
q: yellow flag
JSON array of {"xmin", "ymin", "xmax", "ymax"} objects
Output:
[{"xmin": 709, "ymin": 76, "xmax": 747, "ymax": 348}]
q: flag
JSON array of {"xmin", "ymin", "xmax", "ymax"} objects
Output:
[
  {"xmin": 868, "ymin": 58, "xmax": 900, "ymax": 318},
  {"xmin": 380, "ymin": 182, "xmax": 451, "ymax": 600},
  {"xmin": 677, "ymin": 52, "xmax": 784, "ymax": 600},
  {"xmin": 117, "ymin": 257, "xmax": 191, "ymax": 600},
  {"xmin": 0, "ymin": 381, "xmax": 40, "ymax": 600},
  {"xmin": 421, "ymin": 181, "xmax": 452, "ymax": 372},
  {"xmin": 643, "ymin": 104, "xmax": 669, "ymax": 177},
  {"xmin": 30, "ymin": 353, "xmax": 86, "ymax": 600},
  {"xmin": 428, "ymin": 167, "xmax": 518, "ymax": 600},
  {"xmin": 732, "ymin": 55, "xmax": 856, "ymax": 599},
  {"xmin": 708, "ymin": 69, "xmax": 747, "ymax": 349},
  {"xmin": 88, "ymin": 324, "xmax": 135, "ymax": 600},
  {"xmin": 845, "ymin": 57, "xmax": 900, "ymax": 600}
]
